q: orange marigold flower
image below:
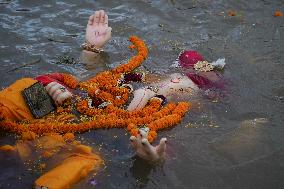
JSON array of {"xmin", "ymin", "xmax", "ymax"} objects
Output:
[
  {"xmin": 0, "ymin": 36, "xmax": 192, "ymax": 143},
  {"xmin": 63, "ymin": 133, "xmax": 75, "ymax": 142},
  {"xmin": 42, "ymin": 151, "xmax": 54, "ymax": 158},
  {"xmin": 127, "ymin": 123, "xmax": 136, "ymax": 131},
  {"xmin": 39, "ymin": 163, "xmax": 46, "ymax": 170},
  {"xmin": 62, "ymin": 73, "xmax": 79, "ymax": 89},
  {"xmin": 228, "ymin": 10, "xmax": 236, "ymax": 16},
  {"xmin": 129, "ymin": 44, "xmax": 136, "ymax": 49},
  {"xmin": 274, "ymin": 10, "xmax": 283, "ymax": 17},
  {"xmin": 148, "ymin": 130, "xmax": 157, "ymax": 143},
  {"xmin": 22, "ymin": 131, "xmax": 36, "ymax": 141},
  {"xmin": 130, "ymin": 128, "xmax": 139, "ymax": 137}
]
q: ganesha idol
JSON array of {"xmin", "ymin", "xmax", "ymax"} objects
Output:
[{"xmin": 0, "ymin": 35, "xmax": 225, "ymax": 188}]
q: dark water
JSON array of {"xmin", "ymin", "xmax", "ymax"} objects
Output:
[{"xmin": 0, "ymin": 0, "xmax": 284, "ymax": 189}]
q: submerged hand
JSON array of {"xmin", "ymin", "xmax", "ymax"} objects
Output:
[
  {"xmin": 130, "ymin": 128, "xmax": 167, "ymax": 162},
  {"xmin": 85, "ymin": 10, "xmax": 112, "ymax": 48},
  {"xmin": 45, "ymin": 82, "xmax": 73, "ymax": 106}
]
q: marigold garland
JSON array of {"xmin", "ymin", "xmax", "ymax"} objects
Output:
[
  {"xmin": 0, "ymin": 36, "xmax": 191, "ymax": 143},
  {"xmin": 61, "ymin": 73, "xmax": 78, "ymax": 89}
]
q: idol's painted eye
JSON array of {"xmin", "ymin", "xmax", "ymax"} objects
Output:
[{"xmin": 141, "ymin": 142, "xmax": 145, "ymax": 146}]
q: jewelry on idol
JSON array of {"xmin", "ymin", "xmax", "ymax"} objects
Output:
[
  {"xmin": 60, "ymin": 86, "xmax": 66, "ymax": 92},
  {"xmin": 81, "ymin": 42, "xmax": 104, "ymax": 53}
]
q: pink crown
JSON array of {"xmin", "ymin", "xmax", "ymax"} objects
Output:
[{"xmin": 178, "ymin": 50, "xmax": 204, "ymax": 68}]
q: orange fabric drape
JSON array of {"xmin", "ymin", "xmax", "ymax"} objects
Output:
[
  {"xmin": 0, "ymin": 78, "xmax": 37, "ymax": 121},
  {"xmin": 35, "ymin": 153, "xmax": 102, "ymax": 189},
  {"xmin": 0, "ymin": 133, "xmax": 103, "ymax": 189}
]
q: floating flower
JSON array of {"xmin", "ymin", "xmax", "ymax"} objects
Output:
[
  {"xmin": 88, "ymin": 178, "xmax": 98, "ymax": 186},
  {"xmin": 0, "ymin": 145, "xmax": 15, "ymax": 151},
  {"xmin": 274, "ymin": 10, "xmax": 283, "ymax": 17},
  {"xmin": 228, "ymin": 10, "xmax": 236, "ymax": 17}
]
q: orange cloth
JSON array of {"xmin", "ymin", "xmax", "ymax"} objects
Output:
[
  {"xmin": 1, "ymin": 133, "xmax": 103, "ymax": 189},
  {"xmin": 33, "ymin": 136, "xmax": 103, "ymax": 189},
  {"xmin": 0, "ymin": 78, "xmax": 37, "ymax": 121},
  {"xmin": 0, "ymin": 145, "xmax": 16, "ymax": 151},
  {"xmin": 35, "ymin": 152, "xmax": 103, "ymax": 189}
]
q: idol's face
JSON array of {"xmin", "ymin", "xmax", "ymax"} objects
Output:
[{"xmin": 169, "ymin": 73, "xmax": 198, "ymax": 90}]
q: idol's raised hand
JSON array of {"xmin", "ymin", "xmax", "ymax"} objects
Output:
[
  {"xmin": 85, "ymin": 10, "xmax": 112, "ymax": 48},
  {"xmin": 130, "ymin": 128, "xmax": 167, "ymax": 162}
]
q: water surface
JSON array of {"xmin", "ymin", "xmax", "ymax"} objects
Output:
[{"xmin": 0, "ymin": 0, "xmax": 283, "ymax": 189}]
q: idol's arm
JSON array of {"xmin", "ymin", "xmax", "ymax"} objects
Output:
[{"xmin": 81, "ymin": 10, "xmax": 112, "ymax": 65}]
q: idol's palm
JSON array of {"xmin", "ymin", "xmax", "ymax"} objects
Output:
[{"xmin": 85, "ymin": 10, "xmax": 112, "ymax": 48}]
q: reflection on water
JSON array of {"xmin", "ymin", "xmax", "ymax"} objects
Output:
[{"xmin": 0, "ymin": 0, "xmax": 283, "ymax": 188}]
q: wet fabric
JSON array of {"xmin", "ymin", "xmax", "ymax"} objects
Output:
[
  {"xmin": 186, "ymin": 72, "xmax": 225, "ymax": 90},
  {"xmin": 178, "ymin": 50, "xmax": 225, "ymax": 90},
  {"xmin": 35, "ymin": 73, "xmax": 72, "ymax": 92},
  {"xmin": 0, "ymin": 133, "xmax": 103, "ymax": 189},
  {"xmin": 0, "ymin": 78, "xmax": 37, "ymax": 121},
  {"xmin": 35, "ymin": 73, "xmax": 66, "ymax": 87},
  {"xmin": 35, "ymin": 152, "xmax": 102, "ymax": 189},
  {"xmin": 0, "ymin": 73, "xmax": 73, "ymax": 121}
]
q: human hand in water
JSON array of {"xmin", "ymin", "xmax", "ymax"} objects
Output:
[
  {"xmin": 85, "ymin": 10, "xmax": 112, "ymax": 48},
  {"xmin": 45, "ymin": 82, "xmax": 73, "ymax": 106},
  {"xmin": 130, "ymin": 128, "xmax": 167, "ymax": 162}
]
